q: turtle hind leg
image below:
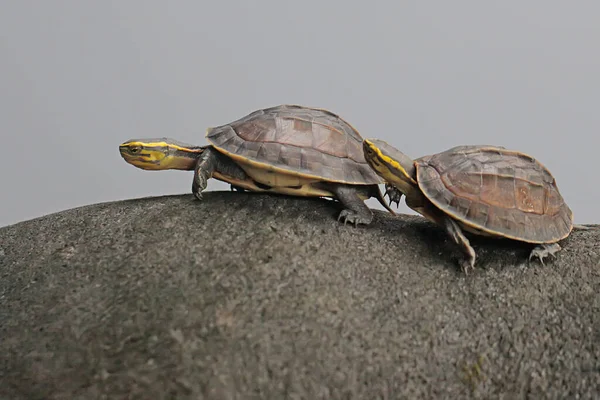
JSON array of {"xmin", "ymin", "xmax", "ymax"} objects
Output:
[
  {"xmin": 528, "ymin": 243, "xmax": 561, "ymax": 265},
  {"xmin": 193, "ymin": 147, "xmax": 247, "ymax": 200},
  {"xmin": 442, "ymin": 216, "xmax": 477, "ymax": 275},
  {"xmin": 329, "ymin": 184, "xmax": 374, "ymax": 227}
]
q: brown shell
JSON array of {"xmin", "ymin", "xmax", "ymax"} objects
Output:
[
  {"xmin": 205, "ymin": 104, "xmax": 384, "ymax": 185},
  {"xmin": 415, "ymin": 145, "xmax": 573, "ymax": 243}
]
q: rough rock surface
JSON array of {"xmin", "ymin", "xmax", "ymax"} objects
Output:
[{"xmin": 1, "ymin": 191, "xmax": 599, "ymax": 399}]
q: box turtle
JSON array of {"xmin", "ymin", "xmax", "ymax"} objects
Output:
[
  {"xmin": 119, "ymin": 104, "xmax": 395, "ymax": 226},
  {"xmin": 362, "ymin": 139, "xmax": 575, "ymax": 273}
]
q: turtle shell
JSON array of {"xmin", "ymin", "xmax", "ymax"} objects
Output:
[
  {"xmin": 205, "ymin": 104, "xmax": 383, "ymax": 185},
  {"xmin": 415, "ymin": 145, "xmax": 573, "ymax": 243}
]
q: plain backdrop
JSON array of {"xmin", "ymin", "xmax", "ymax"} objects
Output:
[{"xmin": 1, "ymin": 1, "xmax": 599, "ymax": 227}]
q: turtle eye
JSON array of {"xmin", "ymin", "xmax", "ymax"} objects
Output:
[{"xmin": 130, "ymin": 146, "xmax": 142, "ymax": 154}]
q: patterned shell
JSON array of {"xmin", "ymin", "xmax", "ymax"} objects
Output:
[
  {"xmin": 205, "ymin": 104, "xmax": 384, "ymax": 185},
  {"xmin": 415, "ymin": 145, "xmax": 573, "ymax": 243}
]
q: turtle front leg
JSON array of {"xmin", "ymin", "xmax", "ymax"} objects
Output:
[
  {"xmin": 329, "ymin": 184, "xmax": 374, "ymax": 227},
  {"xmin": 192, "ymin": 147, "xmax": 247, "ymax": 200},
  {"xmin": 442, "ymin": 216, "xmax": 477, "ymax": 275},
  {"xmin": 529, "ymin": 243, "xmax": 561, "ymax": 265},
  {"xmin": 384, "ymin": 183, "xmax": 403, "ymax": 208}
]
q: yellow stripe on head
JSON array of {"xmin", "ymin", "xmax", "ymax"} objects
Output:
[
  {"xmin": 119, "ymin": 138, "xmax": 203, "ymax": 171},
  {"xmin": 362, "ymin": 138, "xmax": 419, "ymax": 199}
]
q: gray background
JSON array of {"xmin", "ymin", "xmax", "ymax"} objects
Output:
[{"xmin": 1, "ymin": 1, "xmax": 598, "ymax": 228}]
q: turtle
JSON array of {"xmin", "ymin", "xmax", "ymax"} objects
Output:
[
  {"xmin": 362, "ymin": 139, "xmax": 576, "ymax": 274},
  {"xmin": 119, "ymin": 104, "xmax": 396, "ymax": 225}
]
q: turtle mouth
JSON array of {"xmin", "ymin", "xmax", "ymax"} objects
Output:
[
  {"xmin": 365, "ymin": 155, "xmax": 385, "ymax": 173},
  {"xmin": 364, "ymin": 150, "xmax": 382, "ymax": 167},
  {"xmin": 119, "ymin": 149, "xmax": 151, "ymax": 162},
  {"xmin": 119, "ymin": 148, "xmax": 164, "ymax": 169},
  {"xmin": 127, "ymin": 155, "xmax": 159, "ymax": 164}
]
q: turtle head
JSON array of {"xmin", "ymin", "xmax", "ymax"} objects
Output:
[
  {"xmin": 119, "ymin": 138, "xmax": 205, "ymax": 171},
  {"xmin": 362, "ymin": 139, "xmax": 418, "ymax": 195}
]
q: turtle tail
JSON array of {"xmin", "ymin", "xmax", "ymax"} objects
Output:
[{"xmin": 373, "ymin": 184, "xmax": 397, "ymax": 216}]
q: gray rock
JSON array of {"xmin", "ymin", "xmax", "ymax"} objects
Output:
[{"xmin": 1, "ymin": 192, "xmax": 599, "ymax": 399}]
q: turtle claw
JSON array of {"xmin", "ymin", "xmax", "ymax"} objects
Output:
[
  {"xmin": 337, "ymin": 209, "xmax": 372, "ymax": 227},
  {"xmin": 384, "ymin": 184, "xmax": 402, "ymax": 208},
  {"xmin": 192, "ymin": 174, "xmax": 208, "ymax": 201},
  {"xmin": 459, "ymin": 256, "xmax": 476, "ymax": 276},
  {"xmin": 456, "ymin": 243, "xmax": 476, "ymax": 275},
  {"xmin": 193, "ymin": 148, "xmax": 219, "ymax": 201},
  {"xmin": 528, "ymin": 243, "xmax": 561, "ymax": 266}
]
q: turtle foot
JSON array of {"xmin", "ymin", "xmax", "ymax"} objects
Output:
[
  {"xmin": 442, "ymin": 216, "xmax": 477, "ymax": 275},
  {"xmin": 384, "ymin": 184, "xmax": 402, "ymax": 207},
  {"xmin": 192, "ymin": 174, "xmax": 207, "ymax": 200},
  {"xmin": 529, "ymin": 243, "xmax": 561, "ymax": 265},
  {"xmin": 459, "ymin": 256, "xmax": 476, "ymax": 276},
  {"xmin": 337, "ymin": 210, "xmax": 372, "ymax": 227}
]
